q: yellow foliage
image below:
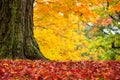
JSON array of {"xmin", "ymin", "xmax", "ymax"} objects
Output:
[
  {"xmin": 34, "ymin": 26, "xmax": 90, "ymax": 61},
  {"xmin": 34, "ymin": 0, "xmax": 117, "ymax": 61}
]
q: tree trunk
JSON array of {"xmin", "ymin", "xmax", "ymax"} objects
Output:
[{"xmin": 0, "ymin": 0, "xmax": 47, "ymax": 60}]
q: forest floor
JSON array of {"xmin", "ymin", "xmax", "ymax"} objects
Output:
[{"xmin": 0, "ymin": 60, "xmax": 120, "ymax": 80}]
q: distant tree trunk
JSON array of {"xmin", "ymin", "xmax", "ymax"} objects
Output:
[{"xmin": 0, "ymin": 0, "xmax": 47, "ymax": 60}]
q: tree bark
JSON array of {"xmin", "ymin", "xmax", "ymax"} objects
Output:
[{"xmin": 0, "ymin": 0, "xmax": 47, "ymax": 60}]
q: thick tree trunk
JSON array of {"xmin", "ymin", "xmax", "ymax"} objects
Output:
[{"xmin": 0, "ymin": 0, "xmax": 47, "ymax": 59}]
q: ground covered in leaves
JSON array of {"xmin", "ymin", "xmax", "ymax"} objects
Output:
[{"xmin": 0, "ymin": 60, "xmax": 120, "ymax": 80}]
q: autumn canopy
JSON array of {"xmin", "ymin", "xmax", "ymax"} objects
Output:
[{"xmin": 34, "ymin": 0, "xmax": 120, "ymax": 60}]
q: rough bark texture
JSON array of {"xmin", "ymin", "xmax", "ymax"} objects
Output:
[{"xmin": 0, "ymin": 0, "xmax": 47, "ymax": 59}]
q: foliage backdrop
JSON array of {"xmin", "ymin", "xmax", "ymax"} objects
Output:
[{"xmin": 34, "ymin": 0, "xmax": 120, "ymax": 60}]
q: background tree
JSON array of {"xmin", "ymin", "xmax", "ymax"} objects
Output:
[
  {"xmin": 0, "ymin": 0, "xmax": 47, "ymax": 59},
  {"xmin": 34, "ymin": 0, "xmax": 120, "ymax": 60}
]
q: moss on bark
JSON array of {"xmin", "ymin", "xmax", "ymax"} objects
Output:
[{"xmin": 0, "ymin": 0, "xmax": 48, "ymax": 60}]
